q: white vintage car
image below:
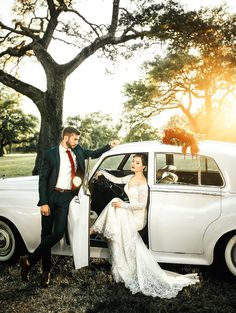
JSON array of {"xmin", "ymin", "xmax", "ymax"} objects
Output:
[{"xmin": 0, "ymin": 140, "xmax": 236, "ymax": 277}]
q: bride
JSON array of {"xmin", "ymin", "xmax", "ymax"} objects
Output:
[{"xmin": 90, "ymin": 153, "xmax": 199, "ymax": 298}]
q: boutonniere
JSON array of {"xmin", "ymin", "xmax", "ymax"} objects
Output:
[{"xmin": 73, "ymin": 176, "xmax": 82, "ymax": 187}]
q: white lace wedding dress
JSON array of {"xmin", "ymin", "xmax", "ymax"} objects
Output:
[{"xmin": 91, "ymin": 171, "xmax": 199, "ymax": 298}]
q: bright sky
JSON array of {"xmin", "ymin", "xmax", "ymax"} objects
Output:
[{"xmin": 1, "ymin": 0, "xmax": 236, "ymax": 125}]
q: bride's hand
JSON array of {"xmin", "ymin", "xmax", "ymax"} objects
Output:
[
  {"xmin": 111, "ymin": 199, "xmax": 122, "ymax": 209},
  {"xmin": 95, "ymin": 171, "xmax": 103, "ymax": 179}
]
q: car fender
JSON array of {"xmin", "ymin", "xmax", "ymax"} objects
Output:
[
  {"xmin": 203, "ymin": 212, "xmax": 236, "ymax": 264},
  {"xmin": 0, "ymin": 190, "xmax": 41, "ymax": 252}
]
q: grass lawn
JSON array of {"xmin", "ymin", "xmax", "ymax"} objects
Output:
[{"xmin": 0, "ymin": 153, "xmax": 36, "ymax": 177}]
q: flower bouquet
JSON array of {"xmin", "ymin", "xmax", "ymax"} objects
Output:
[{"xmin": 162, "ymin": 128, "xmax": 199, "ymax": 156}]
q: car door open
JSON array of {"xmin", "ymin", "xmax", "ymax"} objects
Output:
[{"xmin": 68, "ymin": 190, "xmax": 90, "ymax": 269}]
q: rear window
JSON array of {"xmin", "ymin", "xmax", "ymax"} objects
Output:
[{"xmin": 155, "ymin": 153, "xmax": 223, "ymax": 187}]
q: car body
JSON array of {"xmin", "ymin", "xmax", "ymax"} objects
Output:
[{"xmin": 0, "ymin": 140, "xmax": 236, "ymax": 276}]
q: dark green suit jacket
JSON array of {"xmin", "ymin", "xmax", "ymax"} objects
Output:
[{"xmin": 38, "ymin": 144, "xmax": 110, "ymax": 206}]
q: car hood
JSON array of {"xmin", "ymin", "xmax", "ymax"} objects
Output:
[{"xmin": 0, "ymin": 176, "xmax": 38, "ymax": 191}]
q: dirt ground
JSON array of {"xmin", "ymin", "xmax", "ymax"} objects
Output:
[{"xmin": 0, "ymin": 256, "xmax": 235, "ymax": 313}]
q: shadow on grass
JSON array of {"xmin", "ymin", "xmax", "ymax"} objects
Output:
[{"xmin": 0, "ymin": 257, "xmax": 235, "ymax": 313}]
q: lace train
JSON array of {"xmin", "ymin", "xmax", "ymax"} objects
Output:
[{"xmin": 91, "ymin": 200, "xmax": 199, "ymax": 298}]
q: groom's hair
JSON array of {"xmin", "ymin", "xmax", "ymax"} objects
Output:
[{"xmin": 62, "ymin": 126, "xmax": 81, "ymax": 138}]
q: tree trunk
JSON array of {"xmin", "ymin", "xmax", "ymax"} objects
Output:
[
  {"xmin": 180, "ymin": 105, "xmax": 200, "ymax": 133},
  {"xmin": 0, "ymin": 144, "xmax": 4, "ymax": 157},
  {"xmin": 32, "ymin": 78, "xmax": 65, "ymax": 175},
  {"xmin": 204, "ymin": 91, "xmax": 212, "ymax": 138},
  {"xmin": 32, "ymin": 111, "xmax": 62, "ymax": 175},
  {"xmin": 9, "ymin": 142, "xmax": 12, "ymax": 154}
]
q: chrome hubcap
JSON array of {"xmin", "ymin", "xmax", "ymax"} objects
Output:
[{"xmin": 0, "ymin": 227, "xmax": 12, "ymax": 256}]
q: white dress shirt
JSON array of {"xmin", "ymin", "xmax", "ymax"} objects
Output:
[{"xmin": 56, "ymin": 145, "xmax": 77, "ymax": 189}]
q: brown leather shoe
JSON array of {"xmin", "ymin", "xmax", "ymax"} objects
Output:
[
  {"xmin": 20, "ymin": 255, "xmax": 30, "ymax": 282},
  {"xmin": 40, "ymin": 271, "xmax": 51, "ymax": 288}
]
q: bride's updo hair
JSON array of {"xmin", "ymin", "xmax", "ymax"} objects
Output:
[{"xmin": 134, "ymin": 153, "xmax": 148, "ymax": 167}]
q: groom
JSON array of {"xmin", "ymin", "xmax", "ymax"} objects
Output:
[{"xmin": 20, "ymin": 126, "xmax": 119, "ymax": 287}]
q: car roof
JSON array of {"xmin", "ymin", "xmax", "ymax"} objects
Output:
[
  {"xmin": 102, "ymin": 140, "xmax": 236, "ymax": 192},
  {"xmin": 106, "ymin": 140, "xmax": 236, "ymax": 157}
]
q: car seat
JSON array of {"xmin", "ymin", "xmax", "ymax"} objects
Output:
[{"xmin": 156, "ymin": 165, "xmax": 178, "ymax": 184}]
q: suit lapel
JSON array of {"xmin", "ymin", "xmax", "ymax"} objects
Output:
[
  {"xmin": 73, "ymin": 147, "xmax": 84, "ymax": 174},
  {"xmin": 54, "ymin": 146, "xmax": 60, "ymax": 177}
]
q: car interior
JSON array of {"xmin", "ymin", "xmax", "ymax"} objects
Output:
[
  {"xmin": 156, "ymin": 165, "xmax": 178, "ymax": 184},
  {"xmin": 156, "ymin": 154, "xmax": 224, "ymax": 187}
]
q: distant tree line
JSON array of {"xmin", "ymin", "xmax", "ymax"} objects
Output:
[
  {"xmin": 0, "ymin": 88, "xmax": 161, "ymax": 157},
  {"xmin": 0, "ymin": 89, "xmax": 39, "ymax": 156}
]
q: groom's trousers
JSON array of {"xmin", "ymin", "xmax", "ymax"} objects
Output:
[{"xmin": 28, "ymin": 190, "xmax": 75, "ymax": 271}]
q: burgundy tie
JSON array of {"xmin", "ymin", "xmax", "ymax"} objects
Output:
[{"xmin": 66, "ymin": 149, "xmax": 76, "ymax": 190}]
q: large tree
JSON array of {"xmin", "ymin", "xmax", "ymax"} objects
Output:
[
  {"xmin": 0, "ymin": 0, "xmax": 181, "ymax": 173},
  {"xmin": 123, "ymin": 5, "xmax": 236, "ymax": 137}
]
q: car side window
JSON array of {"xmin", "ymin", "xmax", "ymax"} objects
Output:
[
  {"xmin": 98, "ymin": 154, "xmax": 125, "ymax": 170},
  {"xmin": 155, "ymin": 153, "xmax": 223, "ymax": 187},
  {"xmin": 98, "ymin": 153, "xmax": 148, "ymax": 177},
  {"xmin": 172, "ymin": 154, "xmax": 199, "ymax": 185},
  {"xmin": 97, "ymin": 154, "xmax": 131, "ymax": 178},
  {"xmin": 200, "ymin": 156, "xmax": 223, "ymax": 186}
]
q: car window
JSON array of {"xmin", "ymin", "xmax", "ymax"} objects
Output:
[
  {"xmin": 155, "ymin": 153, "xmax": 223, "ymax": 187},
  {"xmin": 123, "ymin": 154, "xmax": 136, "ymax": 171},
  {"xmin": 97, "ymin": 153, "xmax": 148, "ymax": 176},
  {"xmin": 98, "ymin": 154, "xmax": 126, "ymax": 170},
  {"xmin": 200, "ymin": 156, "xmax": 224, "ymax": 186}
]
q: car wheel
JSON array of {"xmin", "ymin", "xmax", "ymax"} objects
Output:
[
  {"xmin": 224, "ymin": 234, "xmax": 236, "ymax": 277},
  {"xmin": 0, "ymin": 220, "xmax": 17, "ymax": 262}
]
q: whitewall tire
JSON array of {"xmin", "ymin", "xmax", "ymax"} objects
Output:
[
  {"xmin": 224, "ymin": 234, "xmax": 236, "ymax": 277},
  {"xmin": 0, "ymin": 220, "xmax": 16, "ymax": 262}
]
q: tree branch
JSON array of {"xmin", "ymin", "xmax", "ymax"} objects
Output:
[
  {"xmin": 32, "ymin": 42, "xmax": 61, "ymax": 78},
  {"xmin": 0, "ymin": 22, "xmax": 36, "ymax": 58},
  {"xmin": 0, "ymin": 70, "xmax": 44, "ymax": 110},
  {"xmin": 62, "ymin": 30, "xmax": 150, "ymax": 76},
  {"xmin": 66, "ymin": 9, "xmax": 101, "ymax": 37},
  {"xmin": 47, "ymin": 0, "xmax": 57, "ymax": 16},
  {"xmin": 109, "ymin": 0, "xmax": 120, "ymax": 36},
  {"xmin": 0, "ymin": 21, "xmax": 29, "ymax": 37},
  {"xmin": 40, "ymin": 0, "xmax": 60, "ymax": 48},
  {"xmin": 0, "ymin": 42, "xmax": 34, "ymax": 58}
]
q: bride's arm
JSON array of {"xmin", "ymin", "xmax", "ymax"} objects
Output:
[
  {"xmin": 122, "ymin": 185, "xmax": 148, "ymax": 211},
  {"xmin": 99, "ymin": 170, "xmax": 132, "ymax": 184}
]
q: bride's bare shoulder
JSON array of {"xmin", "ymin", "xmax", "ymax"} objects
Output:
[{"xmin": 137, "ymin": 178, "xmax": 148, "ymax": 188}]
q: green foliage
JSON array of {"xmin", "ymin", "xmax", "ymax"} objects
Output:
[
  {"xmin": 123, "ymin": 81, "xmax": 158, "ymax": 125},
  {"xmin": 123, "ymin": 6, "xmax": 236, "ymax": 138},
  {"xmin": 124, "ymin": 123, "xmax": 161, "ymax": 143},
  {"xmin": 162, "ymin": 114, "xmax": 191, "ymax": 132},
  {"xmin": 0, "ymin": 89, "xmax": 39, "ymax": 156},
  {"xmin": 66, "ymin": 112, "xmax": 120, "ymax": 149},
  {"xmin": 0, "ymin": 153, "xmax": 36, "ymax": 177}
]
